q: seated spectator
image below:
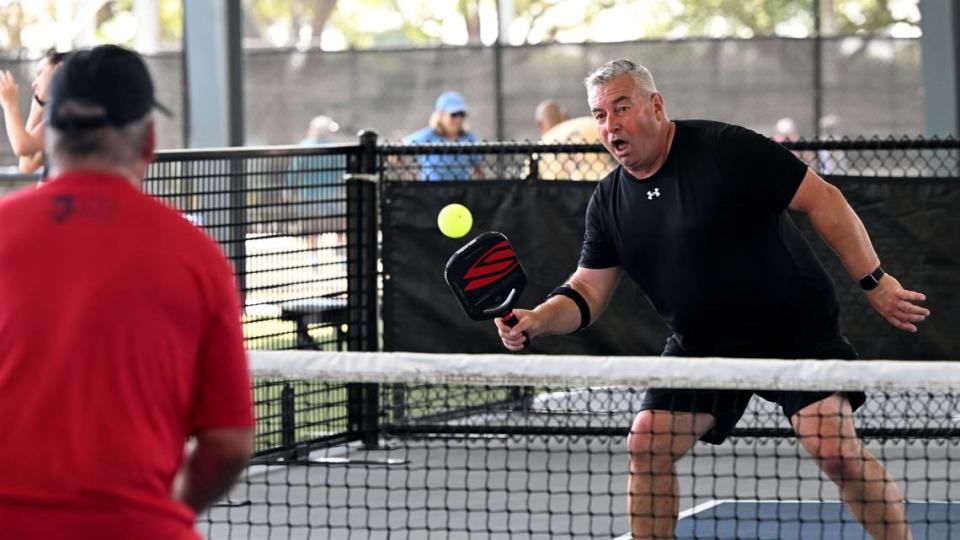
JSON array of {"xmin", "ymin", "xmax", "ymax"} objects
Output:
[
  {"xmin": 817, "ymin": 113, "xmax": 846, "ymax": 176},
  {"xmin": 773, "ymin": 117, "xmax": 800, "ymax": 143},
  {"xmin": 404, "ymin": 91, "xmax": 482, "ymax": 181},
  {"xmin": 301, "ymin": 115, "xmax": 340, "ymax": 145},
  {"xmin": 290, "ymin": 115, "xmax": 346, "ymax": 267},
  {"xmin": 535, "ymin": 99, "xmax": 568, "ymax": 136},
  {"xmin": 772, "ymin": 116, "xmax": 815, "ymax": 164},
  {"xmin": 539, "ymin": 115, "xmax": 613, "ymax": 181}
]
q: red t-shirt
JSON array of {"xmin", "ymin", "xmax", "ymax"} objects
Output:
[{"xmin": 0, "ymin": 171, "xmax": 255, "ymax": 539}]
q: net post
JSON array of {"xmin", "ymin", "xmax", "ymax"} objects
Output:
[
  {"xmin": 346, "ymin": 132, "xmax": 380, "ymax": 448},
  {"xmin": 280, "ymin": 383, "xmax": 296, "ymax": 452},
  {"xmin": 362, "ymin": 382, "xmax": 380, "ymax": 448},
  {"xmin": 228, "ymin": 157, "xmax": 247, "ymax": 305},
  {"xmin": 346, "ymin": 383, "xmax": 380, "ymax": 449},
  {"xmin": 357, "ymin": 129, "xmax": 379, "ymax": 176},
  {"xmin": 509, "ymin": 385, "xmax": 535, "ymax": 411},
  {"xmin": 345, "ymin": 135, "xmax": 379, "ymax": 353}
]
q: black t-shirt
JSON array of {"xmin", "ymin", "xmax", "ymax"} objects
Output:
[{"xmin": 580, "ymin": 120, "xmax": 841, "ymax": 356}]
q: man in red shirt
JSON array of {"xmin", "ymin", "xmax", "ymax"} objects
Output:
[{"xmin": 0, "ymin": 45, "xmax": 254, "ymax": 539}]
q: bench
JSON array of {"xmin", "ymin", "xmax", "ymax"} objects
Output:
[{"xmin": 278, "ymin": 296, "xmax": 349, "ymax": 350}]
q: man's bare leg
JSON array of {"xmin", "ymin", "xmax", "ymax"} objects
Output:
[
  {"xmin": 628, "ymin": 410, "xmax": 715, "ymax": 539},
  {"xmin": 793, "ymin": 394, "xmax": 912, "ymax": 540}
]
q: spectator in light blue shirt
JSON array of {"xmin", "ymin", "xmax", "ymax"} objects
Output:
[
  {"xmin": 404, "ymin": 91, "xmax": 483, "ymax": 181},
  {"xmin": 295, "ymin": 115, "xmax": 343, "ymax": 199}
]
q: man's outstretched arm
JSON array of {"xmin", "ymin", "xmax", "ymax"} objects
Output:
[
  {"xmin": 788, "ymin": 167, "xmax": 930, "ymax": 332},
  {"xmin": 495, "ymin": 266, "xmax": 622, "ymax": 350}
]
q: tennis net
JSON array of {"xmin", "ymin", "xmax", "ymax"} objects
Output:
[{"xmin": 199, "ymin": 351, "xmax": 960, "ymax": 539}]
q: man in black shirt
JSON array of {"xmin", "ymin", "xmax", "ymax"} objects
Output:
[{"xmin": 495, "ymin": 59, "xmax": 929, "ymax": 539}]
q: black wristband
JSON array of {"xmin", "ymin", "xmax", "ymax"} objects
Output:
[
  {"xmin": 858, "ymin": 265, "xmax": 885, "ymax": 291},
  {"xmin": 547, "ymin": 285, "xmax": 591, "ymax": 333},
  {"xmin": 34, "ymin": 94, "xmax": 46, "ymax": 107}
]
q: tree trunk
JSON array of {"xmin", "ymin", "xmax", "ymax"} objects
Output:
[
  {"xmin": 459, "ymin": 0, "xmax": 482, "ymax": 44},
  {"xmin": 820, "ymin": 0, "xmax": 837, "ymax": 35},
  {"xmin": 133, "ymin": 0, "xmax": 160, "ymax": 53},
  {"xmin": 242, "ymin": 0, "xmax": 263, "ymax": 40},
  {"xmin": 311, "ymin": 0, "xmax": 338, "ymax": 40}
]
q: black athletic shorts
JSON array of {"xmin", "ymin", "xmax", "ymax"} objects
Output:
[{"xmin": 640, "ymin": 334, "xmax": 867, "ymax": 445}]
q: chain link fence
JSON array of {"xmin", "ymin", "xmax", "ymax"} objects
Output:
[{"xmin": 381, "ymin": 136, "xmax": 959, "ymax": 181}]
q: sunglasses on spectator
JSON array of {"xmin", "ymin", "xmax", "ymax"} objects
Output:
[{"xmin": 450, "ymin": 111, "xmax": 467, "ymax": 118}]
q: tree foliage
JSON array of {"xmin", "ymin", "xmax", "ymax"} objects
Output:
[
  {"xmin": 668, "ymin": 0, "xmax": 815, "ymax": 37},
  {"xmin": 0, "ymin": 0, "xmax": 923, "ymax": 53},
  {"xmin": 829, "ymin": 0, "xmax": 919, "ymax": 34},
  {"xmin": 303, "ymin": 0, "xmax": 918, "ymax": 48},
  {"xmin": 0, "ymin": 3, "xmax": 29, "ymax": 50}
]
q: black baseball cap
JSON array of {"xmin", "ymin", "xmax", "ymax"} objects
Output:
[{"xmin": 47, "ymin": 44, "xmax": 171, "ymax": 131}]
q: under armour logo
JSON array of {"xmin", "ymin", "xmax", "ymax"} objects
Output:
[{"xmin": 647, "ymin": 188, "xmax": 660, "ymax": 200}]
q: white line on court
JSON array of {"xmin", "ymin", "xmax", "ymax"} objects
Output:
[
  {"xmin": 611, "ymin": 500, "xmax": 727, "ymax": 540},
  {"xmin": 610, "ymin": 499, "xmax": 960, "ymax": 540}
]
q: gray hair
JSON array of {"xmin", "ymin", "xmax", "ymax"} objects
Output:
[
  {"xmin": 46, "ymin": 114, "xmax": 152, "ymax": 169},
  {"xmin": 584, "ymin": 59, "xmax": 658, "ymax": 96}
]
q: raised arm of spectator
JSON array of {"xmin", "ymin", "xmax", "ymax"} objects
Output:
[
  {"xmin": 16, "ymin": 96, "xmax": 46, "ymax": 173},
  {"xmin": 18, "ymin": 153, "xmax": 43, "ymax": 174},
  {"xmin": 0, "ymin": 71, "xmax": 44, "ymax": 157},
  {"xmin": 24, "ymin": 93, "xmax": 43, "ymax": 131}
]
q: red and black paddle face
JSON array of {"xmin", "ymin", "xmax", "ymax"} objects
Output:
[{"xmin": 444, "ymin": 231, "xmax": 527, "ymax": 325}]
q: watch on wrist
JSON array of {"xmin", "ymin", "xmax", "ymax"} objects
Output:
[{"xmin": 859, "ymin": 266, "xmax": 885, "ymax": 291}]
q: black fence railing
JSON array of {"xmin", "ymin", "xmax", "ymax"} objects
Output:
[
  {"xmin": 0, "ymin": 171, "xmax": 39, "ymax": 197},
  {"xmin": 21, "ymin": 133, "xmax": 946, "ymax": 459},
  {"xmin": 379, "ymin": 136, "xmax": 960, "ymax": 181},
  {"xmin": 143, "ymin": 141, "xmax": 382, "ymax": 457},
  {"xmin": 145, "ymin": 143, "xmax": 374, "ymax": 354},
  {"xmin": 786, "ymin": 136, "xmax": 960, "ymax": 178}
]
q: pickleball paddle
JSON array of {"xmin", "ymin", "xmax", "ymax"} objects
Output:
[{"xmin": 444, "ymin": 231, "xmax": 529, "ymax": 347}]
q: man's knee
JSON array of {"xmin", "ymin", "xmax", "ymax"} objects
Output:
[
  {"xmin": 627, "ymin": 436, "xmax": 673, "ymax": 473},
  {"xmin": 800, "ymin": 431, "xmax": 867, "ymax": 480},
  {"xmin": 823, "ymin": 455, "xmax": 873, "ymax": 486},
  {"xmin": 793, "ymin": 394, "xmax": 866, "ymax": 480},
  {"xmin": 628, "ymin": 410, "xmax": 702, "ymax": 472}
]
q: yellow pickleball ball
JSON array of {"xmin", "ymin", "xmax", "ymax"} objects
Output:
[{"xmin": 437, "ymin": 203, "xmax": 473, "ymax": 239}]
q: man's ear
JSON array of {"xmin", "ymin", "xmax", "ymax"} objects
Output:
[{"xmin": 652, "ymin": 93, "xmax": 666, "ymax": 120}]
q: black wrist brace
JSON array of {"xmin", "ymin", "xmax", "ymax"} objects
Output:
[{"xmin": 547, "ymin": 285, "xmax": 591, "ymax": 333}]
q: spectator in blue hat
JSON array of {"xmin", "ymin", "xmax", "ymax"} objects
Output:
[{"xmin": 404, "ymin": 91, "xmax": 483, "ymax": 181}]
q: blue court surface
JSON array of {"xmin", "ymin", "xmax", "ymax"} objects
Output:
[{"xmin": 672, "ymin": 500, "xmax": 960, "ymax": 539}]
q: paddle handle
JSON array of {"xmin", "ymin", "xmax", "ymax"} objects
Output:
[{"xmin": 500, "ymin": 311, "xmax": 530, "ymax": 349}]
